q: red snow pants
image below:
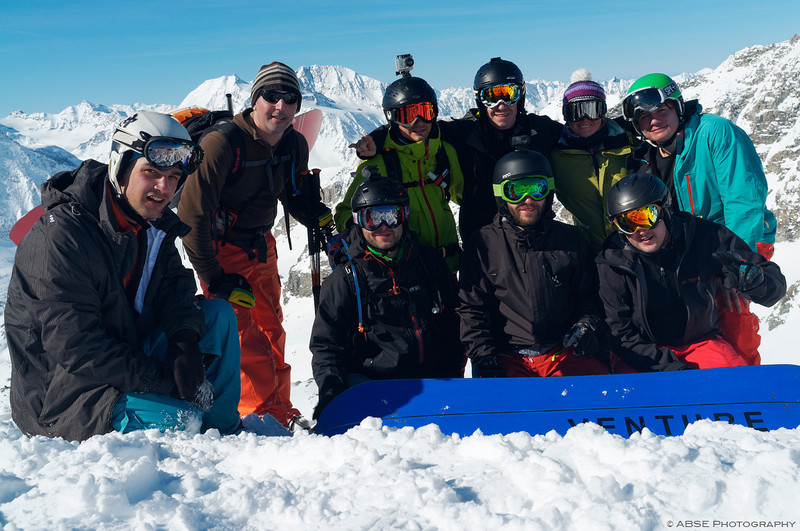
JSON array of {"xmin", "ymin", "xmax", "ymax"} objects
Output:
[
  {"xmin": 498, "ymin": 345, "xmax": 610, "ymax": 377},
  {"xmin": 670, "ymin": 337, "xmax": 748, "ymax": 369},
  {"xmin": 715, "ymin": 242, "xmax": 774, "ymax": 366},
  {"xmin": 202, "ymin": 232, "xmax": 300, "ymax": 426}
]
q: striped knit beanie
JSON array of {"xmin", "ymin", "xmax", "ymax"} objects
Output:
[
  {"xmin": 250, "ymin": 61, "xmax": 302, "ymax": 110},
  {"xmin": 562, "ymin": 68, "xmax": 606, "ymax": 106}
]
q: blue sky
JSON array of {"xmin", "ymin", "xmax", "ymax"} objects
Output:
[{"xmin": 1, "ymin": 0, "xmax": 798, "ymax": 117}]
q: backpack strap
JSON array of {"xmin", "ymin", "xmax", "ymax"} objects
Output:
[{"xmin": 379, "ymin": 144, "xmax": 451, "ymax": 200}]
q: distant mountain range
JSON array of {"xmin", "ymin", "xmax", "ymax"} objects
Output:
[{"xmin": 2, "ymin": 35, "xmax": 798, "ymax": 246}]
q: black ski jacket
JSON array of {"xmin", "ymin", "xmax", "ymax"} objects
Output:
[
  {"xmin": 310, "ymin": 227, "xmax": 464, "ymax": 391},
  {"xmin": 457, "ymin": 211, "xmax": 603, "ymax": 362},
  {"xmin": 595, "ymin": 212, "xmax": 786, "ymax": 372},
  {"xmin": 5, "ymin": 160, "xmax": 203, "ymax": 441}
]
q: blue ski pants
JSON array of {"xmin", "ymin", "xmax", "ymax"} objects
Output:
[{"xmin": 111, "ymin": 299, "xmax": 242, "ymax": 435}]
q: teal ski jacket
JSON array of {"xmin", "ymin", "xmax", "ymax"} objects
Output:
[{"xmin": 639, "ymin": 101, "xmax": 776, "ymax": 251}]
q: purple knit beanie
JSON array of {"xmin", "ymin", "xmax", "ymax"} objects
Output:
[{"xmin": 562, "ymin": 68, "xmax": 606, "ymax": 106}]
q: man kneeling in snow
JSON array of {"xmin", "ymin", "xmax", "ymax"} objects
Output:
[
  {"xmin": 597, "ymin": 174, "xmax": 786, "ymax": 373},
  {"xmin": 5, "ymin": 111, "xmax": 241, "ymax": 441},
  {"xmin": 310, "ymin": 173, "xmax": 465, "ymax": 420}
]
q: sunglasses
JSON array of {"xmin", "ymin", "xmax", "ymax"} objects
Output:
[
  {"xmin": 622, "ymin": 85, "xmax": 677, "ymax": 122},
  {"xmin": 353, "ymin": 204, "xmax": 409, "ymax": 231},
  {"xmin": 389, "ymin": 101, "xmax": 437, "ymax": 127},
  {"xmin": 479, "ymin": 84, "xmax": 523, "ymax": 108},
  {"xmin": 492, "ymin": 176, "xmax": 554, "ymax": 203},
  {"xmin": 612, "ymin": 204, "xmax": 663, "ymax": 235},
  {"xmin": 259, "ymin": 89, "xmax": 300, "ymax": 106},
  {"xmin": 564, "ymin": 99, "xmax": 607, "ymax": 122}
]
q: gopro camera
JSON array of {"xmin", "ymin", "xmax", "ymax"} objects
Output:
[{"xmin": 395, "ymin": 54, "xmax": 414, "ymax": 77}]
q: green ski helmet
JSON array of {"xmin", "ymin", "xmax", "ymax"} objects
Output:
[{"xmin": 622, "ymin": 73, "xmax": 685, "ymax": 134}]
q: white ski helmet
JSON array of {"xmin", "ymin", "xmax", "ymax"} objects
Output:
[{"xmin": 108, "ymin": 111, "xmax": 196, "ymax": 194}]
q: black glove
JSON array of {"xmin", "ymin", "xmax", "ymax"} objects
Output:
[
  {"xmin": 166, "ymin": 331, "xmax": 206, "ymax": 406},
  {"xmin": 312, "ymin": 375, "xmax": 348, "ymax": 420},
  {"xmin": 474, "ymin": 355, "xmax": 505, "ymax": 378},
  {"xmin": 713, "ymin": 251, "xmax": 765, "ymax": 293},
  {"xmin": 208, "ymin": 273, "xmax": 255, "ymax": 308},
  {"xmin": 562, "ymin": 316, "xmax": 601, "ymax": 356}
]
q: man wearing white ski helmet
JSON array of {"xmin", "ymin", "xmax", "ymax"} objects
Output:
[
  {"xmin": 6, "ymin": 111, "xmax": 243, "ymax": 441},
  {"xmin": 622, "ymin": 72, "xmax": 777, "ymax": 366},
  {"xmin": 177, "ymin": 61, "xmax": 333, "ymax": 432}
]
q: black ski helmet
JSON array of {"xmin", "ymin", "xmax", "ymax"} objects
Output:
[
  {"xmin": 350, "ymin": 171, "xmax": 411, "ymax": 213},
  {"xmin": 606, "ymin": 173, "xmax": 672, "ymax": 221},
  {"xmin": 473, "ymin": 57, "xmax": 526, "ymax": 111},
  {"xmin": 492, "ymin": 149, "xmax": 555, "ymax": 218},
  {"xmin": 492, "ymin": 149, "xmax": 553, "ymax": 185},
  {"xmin": 382, "ymin": 76, "xmax": 438, "ymax": 123}
]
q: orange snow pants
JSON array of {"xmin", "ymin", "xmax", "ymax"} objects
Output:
[
  {"xmin": 715, "ymin": 242, "xmax": 774, "ymax": 366},
  {"xmin": 202, "ymin": 232, "xmax": 300, "ymax": 426}
]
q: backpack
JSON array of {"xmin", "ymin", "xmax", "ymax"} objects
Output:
[
  {"xmin": 169, "ymin": 107, "xmax": 246, "ymax": 208},
  {"xmin": 171, "ymin": 106, "xmax": 302, "ymax": 250}
]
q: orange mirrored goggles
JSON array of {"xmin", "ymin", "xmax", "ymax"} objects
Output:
[
  {"xmin": 479, "ymin": 83, "xmax": 522, "ymax": 108},
  {"xmin": 612, "ymin": 204, "xmax": 664, "ymax": 235},
  {"xmin": 391, "ymin": 101, "xmax": 437, "ymax": 127}
]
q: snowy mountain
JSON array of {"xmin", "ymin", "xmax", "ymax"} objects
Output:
[{"xmin": 2, "ymin": 35, "xmax": 799, "ymax": 272}]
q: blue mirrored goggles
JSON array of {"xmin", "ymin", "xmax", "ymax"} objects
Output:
[
  {"xmin": 493, "ymin": 176, "xmax": 554, "ymax": 203},
  {"xmin": 353, "ymin": 204, "xmax": 409, "ymax": 231},
  {"xmin": 142, "ymin": 137, "xmax": 204, "ymax": 174}
]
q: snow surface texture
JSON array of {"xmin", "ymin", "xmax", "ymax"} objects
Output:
[{"xmin": 2, "ymin": 38, "xmax": 800, "ymax": 528}]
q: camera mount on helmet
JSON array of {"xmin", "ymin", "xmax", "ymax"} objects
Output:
[{"xmin": 395, "ymin": 54, "xmax": 414, "ymax": 78}]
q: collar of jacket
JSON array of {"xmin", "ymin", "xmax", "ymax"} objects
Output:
[
  {"xmin": 384, "ymin": 122, "xmax": 443, "ymax": 157},
  {"xmin": 497, "ymin": 208, "xmax": 556, "ymax": 250}
]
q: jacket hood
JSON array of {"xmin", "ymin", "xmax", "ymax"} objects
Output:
[{"xmin": 41, "ymin": 159, "xmax": 108, "ymax": 213}]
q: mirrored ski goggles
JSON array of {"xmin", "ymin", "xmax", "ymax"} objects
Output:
[
  {"xmin": 564, "ymin": 99, "xmax": 607, "ymax": 122},
  {"xmin": 493, "ymin": 176, "xmax": 554, "ymax": 203},
  {"xmin": 258, "ymin": 89, "xmax": 300, "ymax": 106},
  {"xmin": 390, "ymin": 101, "xmax": 437, "ymax": 127},
  {"xmin": 612, "ymin": 204, "xmax": 664, "ymax": 235},
  {"xmin": 479, "ymin": 84, "xmax": 522, "ymax": 108},
  {"xmin": 622, "ymin": 87, "xmax": 673, "ymax": 121},
  {"xmin": 141, "ymin": 137, "xmax": 204, "ymax": 174},
  {"xmin": 353, "ymin": 204, "xmax": 410, "ymax": 231}
]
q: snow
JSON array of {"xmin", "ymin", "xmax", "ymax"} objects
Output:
[{"xmin": 1, "ymin": 238, "xmax": 800, "ymax": 529}]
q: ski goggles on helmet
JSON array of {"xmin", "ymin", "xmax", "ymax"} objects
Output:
[
  {"xmin": 622, "ymin": 85, "xmax": 677, "ymax": 121},
  {"xmin": 140, "ymin": 137, "xmax": 204, "ymax": 174},
  {"xmin": 390, "ymin": 101, "xmax": 437, "ymax": 127},
  {"xmin": 612, "ymin": 204, "xmax": 664, "ymax": 235},
  {"xmin": 493, "ymin": 176, "xmax": 555, "ymax": 203},
  {"xmin": 353, "ymin": 204, "xmax": 410, "ymax": 231},
  {"xmin": 258, "ymin": 89, "xmax": 300, "ymax": 106},
  {"xmin": 479, "ymin": 83, "xmax": 522, "ymax": 108},
  {"xmin": 112, "ymin": 130, "xmax": 204, "ymax": 175},
  {"xmin": 564, "ymin": 99, "xmax": 607, "ymax": 122}
]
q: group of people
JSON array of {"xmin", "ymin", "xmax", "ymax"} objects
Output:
[{"xmin": 5, "ymin": 56, "xmax": 786, "ymax": 441}]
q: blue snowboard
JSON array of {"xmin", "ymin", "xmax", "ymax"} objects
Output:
[{"xmin": 314, "ymin": 365, "xmax": 800, "ymax": 438}]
